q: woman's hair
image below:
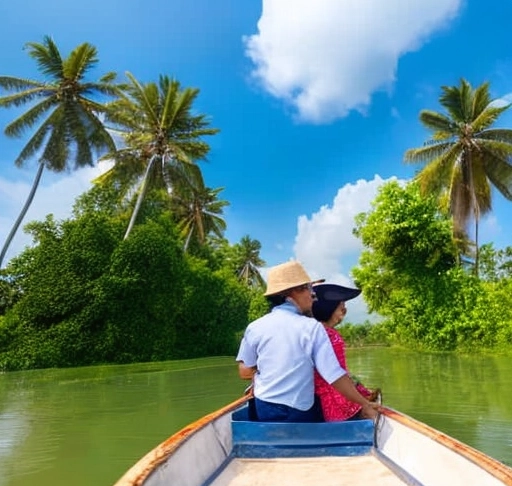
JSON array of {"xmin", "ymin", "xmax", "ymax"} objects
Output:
[{"xmin": 312, "ymin": 299, "xmax": 341, "ymax": 322}]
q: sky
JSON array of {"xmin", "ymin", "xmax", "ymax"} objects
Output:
[{"xmin": 1, "ymin": 0, "xmax": 512, "ymax": 322}]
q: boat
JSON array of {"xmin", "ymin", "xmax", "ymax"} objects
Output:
[{"xmin": 113, "ymin": 394, "xmax": 512, "ymax": 486}]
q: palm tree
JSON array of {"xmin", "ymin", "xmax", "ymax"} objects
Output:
[
  {"xmin": 0, "ymin": 36, "xmax": 117, "ymax": 267},
  {"xmin": 171, "ymin": 166, "xmax": 229, "ymax": 251},
  {"xmin": 234, "ymin": 236, "xmax": 266, "ymax": 289},
  {"xmin": 404, "ymin": 79, "xmax": 512, "ymax": 275},
  {"xmin": 97, "ymin": 72, "xmax": 219, "ymax": 239}
]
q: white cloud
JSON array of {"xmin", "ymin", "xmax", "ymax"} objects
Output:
[
  {"xmin": 0, "ymin": 162, "xmax": 112, "ymax": 265},
  {"xmin": 292, "ymin": 175, "xmax": 401, "ymax": 322},
  {"xmin": 489, "ymin": 92, "xmax": 512, "ymax": 108},
  {"xmin": 244, "ymin": 0, "xmax": 462, "ymax": 123}
]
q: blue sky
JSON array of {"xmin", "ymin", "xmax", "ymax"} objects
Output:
[{"xmin": 1, "ymin": 0, "xmax": 512, "ymax": 321}]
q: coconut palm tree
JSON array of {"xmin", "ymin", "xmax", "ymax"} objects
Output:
[
  {"xmin": 97, "ymin": 72, "xmax": 219, "ymax": 239},
  {"xmin": 0, "ymin": 36, "xmax": 117, "ymax": 267},
  {"xmin": 171, "ymin": 166, "xmax": 229, "ymax": 251},
  {"xmin": 404, "ymin": 79, "xmax": 512, "ymax": 275},
  {"xmin": 234, "ymin": 235, "xmax": 266, "ymax": 289}
]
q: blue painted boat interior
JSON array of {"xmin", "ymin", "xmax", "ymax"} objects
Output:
[
  {"xmin": 202, "ymin": 405, "xmax": 422, "ymax": 486},
  {"xmin": 231, "ymin": 404, "xmax": 375, "ymax": 458}
]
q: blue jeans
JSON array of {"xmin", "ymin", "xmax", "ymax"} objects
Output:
[{"xmin": 254, "ymin": 397, "xmax": 324, "ymax": 422}]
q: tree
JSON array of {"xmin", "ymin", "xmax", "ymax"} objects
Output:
[
  {"xmin": 0, "ymin": 36, "xmax": 117, "ymax": 267},
  {"xmin": 404, "ymin": 79, "xmax": 512, "ymax": 276},
  {"xmin": 171, "ymin": 166, "xmax": 229, "ymax": 251},
  {"xmin": 96, "ymin": 72, "xmax": 219, "ymax": 239},
  {"xmin": 353, "ymin": 180, "xmax": 457, "ymax": 315},
  {"xmin": 478, "ymin": 243, "xmax": 512, "ymax": 282},
  {"xmin": 352, "ymin": 181, "xmax": 464, "ymax": 350},
  {"xmin": 233, "ymin": 236, "xmax": 266, "ymax": 289}
]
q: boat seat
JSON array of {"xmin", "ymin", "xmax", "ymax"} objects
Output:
[{"xmin": 231, "ymin": 404, "xmax": 374, "ymax": 458}]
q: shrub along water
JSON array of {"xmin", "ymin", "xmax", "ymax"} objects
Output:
[{"xmin": 0, "ymin": 211, "xmax": 252, "ymax": 371}]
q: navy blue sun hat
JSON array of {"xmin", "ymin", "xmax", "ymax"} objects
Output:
[{"xmin": 312, "ymin": 283, "xmax": 362, "ymax": 322}]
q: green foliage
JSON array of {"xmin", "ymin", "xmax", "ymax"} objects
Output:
[
  {"xmin": 353, "ymin": 180, "xmax": 457, "ymax": 316},
  {"xmin": 0, "ymin": 206, "xmax": 256, "ymax": 370},
  {"xmin": 0, "ymin": 273, "xmax": 20, "ymax": 315},
  {"xmin": 92, "ymin": 218, "xmax": 187, "ymax": 363},
  {"xmin": 338, "ymin": 321, "xmax": 390, "ymax": 347},
  {"xmin": 247, "ymin": 290, "xmax": 270, "ymax": 323},
  {"xmin": 203, "ymin": 235, "xmax": 265, "ymax": 290},
  {"xmin": 352, "ymin": 180, "xmax": 512, "ymax": 352},
  {"xmin": 171, "ymin": 260, "xmax": 251, "ymax": 359},
  {"xmin": 479, "ymin": 243, "xmax": 512, "ymax": 281}
]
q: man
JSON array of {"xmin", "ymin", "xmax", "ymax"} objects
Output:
[{"xmin": 236, "ymin": 260, "xmax": 379, "ymax": 422}]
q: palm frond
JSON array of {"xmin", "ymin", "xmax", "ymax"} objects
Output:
[
  {"xmin": 159, "ymin": 76, "xmax": 180, "ymax": 129},
  {"xmin": 0, "ymin": 76, "xmax": 44, "ymax": 90},
  {"xmin": 440, "ymin": 79, "xmax": 472, "ymax": 122},
  {"xmin": 477, "ymin": 139, "xmax": 512, "ymax": 159},
  {"xmin": 415, "ymin": 144, "xmax": 461, "ymax": 197},
  {"xmin": 470, "ymin": 154, "xmax": 492, "ymax": 215},
  {"xmin": 476, "ymin": 128, "xmax": 512, "ymax": 145},
  {"xmin": 64, "ymin": 103, "xmax": 95, "ymax": 168},
  {"xmin": 472, "ymin": 105, "xmax": 509, "ymax": 133},
  {"xmin": 81, "ymin": 81, "xmax": 120, "ymax": 98},
  {"xmin": 4, "ymin": 97, "xmax": 57, "ymax": 137},
  {"xmin": 13, "ymin": 114, "xmax": 53, "ymax": 166},
  {"xmin": 166, "ymin": 85, "xmax": 199, "ymax": 131},
  {"xmin": 100, "ymin": 72, "xmax": 117, "ymax": 83},
  {"xmin": 472, "ymin": 81, "xmax": 492, "ymax": 116},
  {"xmin": 63, "ymin": 42, "xmax": 98, "ymax": 80},
  {"xmin": 25, "ymin": 36, "xmax": 63, "ymax": 79},
  {"xmin": 124, "ymin": 72, "xmax": 159, "ymax": 125},
  {"xmin": 479, "ymin": 147, "xmax": 512, "ymax": 200},
  {"xmin": 404, "ymin": 141, "xmax": 457, "ymax": 164},
  {"xmin": 0, "ymin": 86, "xmax": 54, "ymax": 108},
  {"xmin": 82, "ymin": 107, "xmax": 117, "ymax": 154},
  {"xmin": 40, "ymin": 107, "xmax": 69, "ymax": 171},
  {"xmin": 418, "ymin": 110, "xmax": 455, "ymax": 134}
]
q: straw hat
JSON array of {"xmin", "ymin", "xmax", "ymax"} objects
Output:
[{"xmin": 264, "ymin": 261, "xmax": 323, "ymax": 296}]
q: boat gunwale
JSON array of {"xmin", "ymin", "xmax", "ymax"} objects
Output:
[
  {"xmin": 380, "ymin": 407, "xmax": 512, "ymax": 485},
  {"xmin": 112, "ymin": 395, "xmax": 251, "ymax": 486}
]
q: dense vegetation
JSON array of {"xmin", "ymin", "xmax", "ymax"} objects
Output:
[
  {"xmin": 0, "ymin": 187, "xmax": 268, "ymax": 370},
  {"xmin": 352, "ymin": 181, "xmax": 512, "ymax": 353},
  {"xmin": 1, "ymin": 39, "xmax": 512, "ymax": 370}
]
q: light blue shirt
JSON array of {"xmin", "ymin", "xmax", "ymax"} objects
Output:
[{"xmin": 236, "ymin": 301, "xmax": 346, "ymax": 410}]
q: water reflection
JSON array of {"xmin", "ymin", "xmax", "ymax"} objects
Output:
[{"xmin": 0, "ymin": 351, "xmax": 511, "ymax": 486}]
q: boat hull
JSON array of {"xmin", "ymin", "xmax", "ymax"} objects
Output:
[{"xmin": 113, "ymin": 396, "xmax": 512, "ymax": 486}]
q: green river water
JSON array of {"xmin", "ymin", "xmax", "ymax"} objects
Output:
[{"xmin": 0, "ymin": 348, "xmax": 511, "ymax": 485}]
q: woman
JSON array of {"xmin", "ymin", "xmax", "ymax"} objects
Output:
[{"xmin": 312, "ymin": 283, "xmax": 380, "ymax": 421}]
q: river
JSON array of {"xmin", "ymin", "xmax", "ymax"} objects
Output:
[{"xmin": 0, "ymin": 348, "xmax": 511, "ymax": 485}]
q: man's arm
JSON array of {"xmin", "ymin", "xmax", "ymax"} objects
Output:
[
  {"xmin": 238, "ymin": 361, "xmax": 257, "ymax": 380},
  {"xmin": 331, "ymin": 374, "xmax": 380, "ymax": 419}
]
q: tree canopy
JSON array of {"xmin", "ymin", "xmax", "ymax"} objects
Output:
[{"xmin": 404, "ymin": 79, "xmax": 512, "ymax": 275}]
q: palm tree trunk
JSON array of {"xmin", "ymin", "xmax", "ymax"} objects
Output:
[
  {"xmin": 0, "ymin": 163, "xmax": 45, "ymax": 268},
  {"xmin": 474, "ymin": 217, "xmax": 479, "ymax": 278},
  {"xmin": 123, "ymin": 154, "xmax": 158, "ymax": 240}
]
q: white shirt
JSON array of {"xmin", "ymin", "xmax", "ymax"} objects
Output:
[{"xmin": 236, "ymin": 301, "xmax": 346, "ymax": 410}]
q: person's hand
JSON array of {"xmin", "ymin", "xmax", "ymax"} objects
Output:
[
  {"xmin": 360, "ymin": 401, "xmax": 380, "ymax": 420},
  {"xmin": 368, "ymin": 388, "xmax": 382, "ymax": 404}
]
